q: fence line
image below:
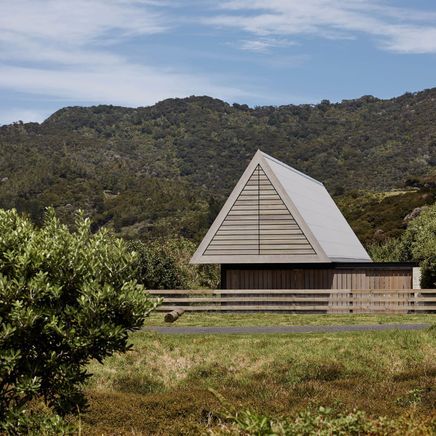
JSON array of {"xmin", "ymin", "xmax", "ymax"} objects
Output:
[{"xmin": 149, "ymin": 289, "xmax": 436, "ymax": 314}]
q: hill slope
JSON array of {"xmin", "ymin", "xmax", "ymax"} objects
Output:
[{"xmin": 1, "ymin": 89, "xmax": 436, "ymax": 242}]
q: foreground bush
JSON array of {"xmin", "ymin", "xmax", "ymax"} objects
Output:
[{"xmin": 0, "ymin": 208, "xmax": 158, "ymax": 433}]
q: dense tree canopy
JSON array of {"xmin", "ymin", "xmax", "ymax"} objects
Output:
[{"xmin": 1, "ymin": 89, "xmax": 436, "ymax": 244}]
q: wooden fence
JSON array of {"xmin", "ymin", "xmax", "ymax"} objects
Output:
[{"xmin": 150, "ymin": 289, "xmax": 436, "ymax": 314}]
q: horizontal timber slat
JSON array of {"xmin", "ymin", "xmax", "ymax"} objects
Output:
[
  {"xmin": 157, "ymin": 305, "xmax": 335, "ymax": 311},
  {"xmin": 161, "ymin": 297, "xmax": 436, "ymax": 303},
  {"xmin": 212, "ymin": 234, "xmax": 306, "ymax": 240},
  {"xmin": 156, "ymin": 305, "xmax": 436, "ymax": 312},
  {"xmin": 149, "ymin": 289, "xmax": 436, "ymax": 295}
]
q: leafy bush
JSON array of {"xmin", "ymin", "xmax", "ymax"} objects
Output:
[
  {"xmin": 368, "ymin": 204, "xmax": 436, "ymax": 287},
  {"xmin": 402, "ymin": 205, "xmax": 436, "ymax": 287},
  {"xmin": 367, "ymin": 237, "xmax": 404, "ymax": 262},
  {"xmin": 0, "ymin": 208, "xmax": 159, "ymax": 432},
  {"xmin": 130, "ymin": 238, "xmax": 219, "ymax": 290}
]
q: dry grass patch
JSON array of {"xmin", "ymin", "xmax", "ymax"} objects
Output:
[{"xmin": 83, "ymin": 328, "xmax": 436, "ymax": 434}]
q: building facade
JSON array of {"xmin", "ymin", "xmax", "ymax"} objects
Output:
[{"xmin": 191, "ymin": 150, "xmax": 416, "ymax": 290}]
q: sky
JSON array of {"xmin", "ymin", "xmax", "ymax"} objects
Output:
[{"xmin": 1, "ymin": 0, "xmax": 436, "ymax": 125}]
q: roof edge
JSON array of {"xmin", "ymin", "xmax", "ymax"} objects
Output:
[{"xmin": 259, "ymin": 150, "xmax": 324, "ymax": 186}]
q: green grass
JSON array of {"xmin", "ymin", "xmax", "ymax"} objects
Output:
[
  {"xmin": 81, "ymin": 325, "xmax": 436, "ymax": 435},
  {"xmin": 144, "ymin": 312, "xmax": 436, "ymax": 327}
]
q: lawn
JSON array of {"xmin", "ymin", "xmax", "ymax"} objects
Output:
[
  {"xmin": 144, "ymin": 311, "xmax": 436, "ymax": 327},
  {"xmin": 80, "ymin": 315, "xmax": 436, "ymax": 435}
]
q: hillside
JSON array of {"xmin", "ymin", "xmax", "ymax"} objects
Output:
[{"xmin": 1, "ymin": 89, "xmax": 436, "ymax": 243}]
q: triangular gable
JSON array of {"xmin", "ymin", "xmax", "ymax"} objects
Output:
[{"xmin": 191, "ymin": 150, "xmax": 330, "ymax": 264}]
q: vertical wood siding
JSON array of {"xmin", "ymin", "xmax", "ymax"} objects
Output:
[{"xmin": 225, "ymin": 267, "xmax": 412, "ymax": 290}]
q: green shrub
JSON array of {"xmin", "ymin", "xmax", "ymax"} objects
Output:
[
  {"xmin": 0, "ymin": 208, "xmax": 159, "ymax": 432},
  {"xmin": 130, "ymin": 238, "xmax": 219, "ymax": 289},
  {"xmin": 367, "ymin": 237, "xmax": 404, "ymax": 262},
  {"xmin": 368, "ymin": 204, "xmax": 436, "ymax": 287}
]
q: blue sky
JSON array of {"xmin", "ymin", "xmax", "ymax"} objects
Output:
[{"xmin": 1, "ymin": 0, "xmax": 436, "ymax": 125}]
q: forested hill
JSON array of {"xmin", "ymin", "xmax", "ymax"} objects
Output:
[{"xmin": 1, "ymin": 88, "xmax": 436, "ymax": 242}]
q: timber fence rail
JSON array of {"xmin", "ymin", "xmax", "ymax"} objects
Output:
[{"xmin": 149, "ymin": 289, "xmax": 436, "ymax": 314}]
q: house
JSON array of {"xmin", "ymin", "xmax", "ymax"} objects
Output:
[{"xmin": 191, "ymin": 150, "xmax": 417, "ymax": 290}]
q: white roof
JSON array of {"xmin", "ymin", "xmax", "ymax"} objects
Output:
[
  {"xmin": 191, "ymin": 150, "xmax": 371, "ymax": 264},
  {"xmin": 263, "ymin": 153, "xmax": 371, "ymax": 262}
]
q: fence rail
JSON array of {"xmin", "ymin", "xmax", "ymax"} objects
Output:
[{"xmin": 149, "ymin": 289, "xmax": 436, "ymax": 314}]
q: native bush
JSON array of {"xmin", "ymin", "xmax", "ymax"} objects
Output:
[
  {"xmin": 402, "ymin": 204, "xmax": 436, "ymax": 287},
  {"xmin": 130, "ymin": 238, "xmax": 219, "ymax": 290},
  {"xmin": 368, "ymin": 204, "xmax": 436, "ymax": 287},
  {"xmin": 0, "ymin": 208, "xmax": 159, "ymax": 433}
]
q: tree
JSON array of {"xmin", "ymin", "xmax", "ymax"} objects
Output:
[
  {"xmin": 401, "ymin": 204, "xmax": 436, "ymax": 287},
  {"xmin": 0, "ymin": 208, "xmax": 159, "ymax": 433}
]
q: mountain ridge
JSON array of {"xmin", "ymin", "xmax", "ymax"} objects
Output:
[{"xmin": 1, "ymin": 88, "xmax": 436, "ymax": 243}]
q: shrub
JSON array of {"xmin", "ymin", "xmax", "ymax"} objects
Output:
[
  {"xmin": 130, "ymin": 238, "xmax": 219, "ymax": 290},
  {"xmin": 367, "ymin": 237, "xmax": 404, "ymax": 262},
  {"xmin": 403, "ymin": 205, "xmax": 436, "ymax": 287},
  {"xmin": 0, "ymin": 208, "xmax": 159, "ymax": 432},
  {"xmin": 367, "ymin": 204, "xmax": 436, "ymax": 287}
]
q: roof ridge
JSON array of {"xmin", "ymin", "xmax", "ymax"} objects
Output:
[{"xmin": 259, "ymin": 150, "xmax": 324, "ymax": 186}]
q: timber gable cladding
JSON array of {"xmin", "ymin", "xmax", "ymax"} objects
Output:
[{"xmin": 204, "ymin": 164, "xmax": 315, "ymax": 256}]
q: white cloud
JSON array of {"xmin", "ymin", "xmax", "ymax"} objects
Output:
[
  {"xmin": 0, "ymin": 0, "xmax": 166, "ymax": 46},
  {"xmin": 238, "ymin": 37, "xmax": 295, "ymax": 53},
  {"xmin": 208, "ymin": 0, "xmax": 436, "ymax": 54},
  {"xmin": 0, "ymin": 64, "xmax": 251, "ymax": 108},
  {"xmin": 0, "ymin": 0, "xmax": 252, "ymax": 115}
]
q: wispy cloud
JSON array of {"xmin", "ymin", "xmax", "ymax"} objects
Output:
[
  {"xmin": 0, "ymin": 64, "xmax": 250, "ymax": 108},
  {"xmin": 0, "ymin": 0, "xmax": 167, "ymax": 48},
  {"xmin": 238, "ymin": 37, "xmax": 296, "ymax": 53},
  {"xmin": 208, "ymin": 0, "xmax": 436, "ymax": 54},
  {"xmin": 0, "ymin": 0, "xmax": 251, "ymax": 119}
]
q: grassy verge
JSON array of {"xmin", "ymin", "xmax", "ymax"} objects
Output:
[
  {"xmin": 144, "ymin": 312, "xmax": 436, "ymax": 327},
  {"xmin": 81, "ymin": 327, "xmax": 436, "ymax": 434}
]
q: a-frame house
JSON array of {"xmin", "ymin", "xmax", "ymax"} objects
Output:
[{"xmin": 191, "ymin": 150, "xmax": 416, "ymax": 290}]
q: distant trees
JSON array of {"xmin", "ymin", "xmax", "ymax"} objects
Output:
[
  {"xmin": 2, "ymin": 90, "xmax": 436, "ymax": 244},
  {"xmin": 0, "ymin": 209, "xmax": 158, "ymax": 433}
]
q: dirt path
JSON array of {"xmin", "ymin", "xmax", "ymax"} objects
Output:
[{"xmin": 143, "ymin": 323, "xmax": 431, "ymax": 335}]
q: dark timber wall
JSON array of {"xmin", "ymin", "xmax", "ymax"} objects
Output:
[{"xmin": 221, "ymin": 263, "xmax": 414, "ymax": 290}]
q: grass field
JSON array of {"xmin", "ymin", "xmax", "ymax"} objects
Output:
[
  {"xmin": 80, "ymin": 314, "xmax": 436, "ymax": 435},
  {"xmin": 144, "ymin": 312, "xmax": 436, "ymax": 327}
]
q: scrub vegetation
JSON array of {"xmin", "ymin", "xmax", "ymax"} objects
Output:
[
  {"xmin": 81, "ymin": 327, "xmax": 436, "ymax": 434},
  {"xmin": 2, "ymin": 89, "xmax": 436, "ymax": 245}
]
